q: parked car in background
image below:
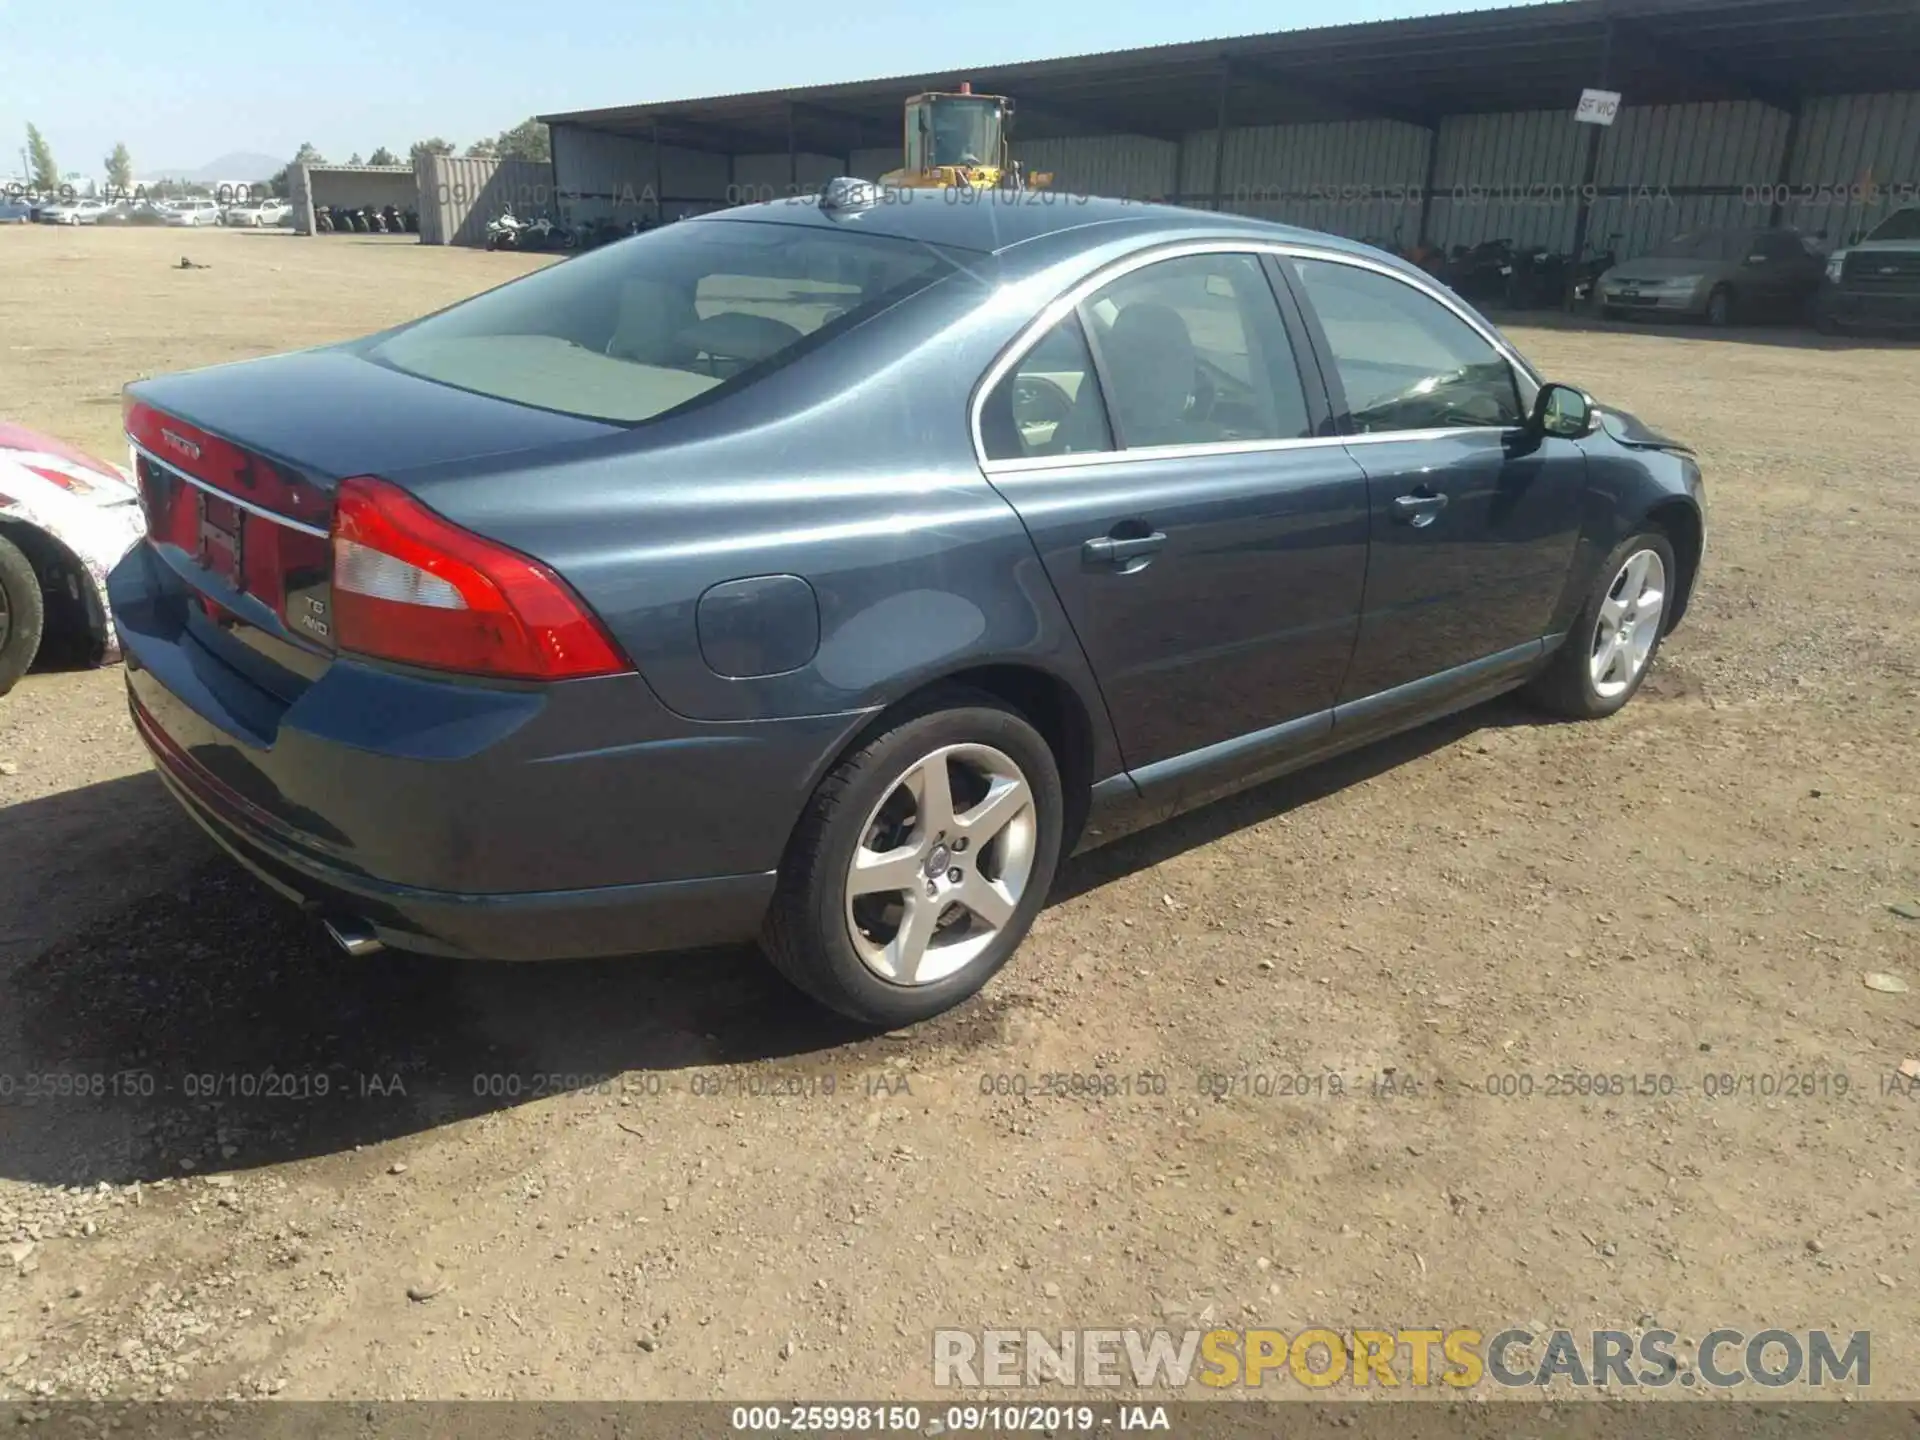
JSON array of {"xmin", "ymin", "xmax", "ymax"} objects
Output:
[
  {"xmin": 1816, "ymin": 205, "xmax": 1920, "ymax": 334},
  {"xmin": 0, "ymin": 421, "xmax": 145, "ymax": 696},
  {"xmin": 111, "ymin": 187, "xmax": 1705, "ymax": 1025},
  {"xmin": 224, "ymin": 196, "xmax": 290, "ymax": 228},
  {"xmin": 0, "ymin": 196, "xmax": 30, "ymax": 224},
  {"xmin": 39, "ymin": 197, "xmax": 114, "ymax": 226},
  {"xmin": 164, "ymin": 199, "xmax": 221, "ymax": 227},
  {"xmin": 1597, "ymin": 226, "xmax": 1826, "ymax": 325}
]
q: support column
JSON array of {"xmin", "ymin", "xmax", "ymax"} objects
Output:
[
  {"xmin": 1210, "ymin": 59, "xmax": 1232, "ymax": 213},
  {"xmin": 787, "ymin": 102, "xmax": 798, "ymax": 194},
  {"xmin": 1566, "ymin": 18, "xmax": 1615, "ymax": 309},
  {"xmin": 651, "ymin": 119, "xmax": 665, "ymax": 223},
  {"xmin": 1415, "ymin": 123, "xmax": 1442, "ymax": 252},
  {"xmin": 1769, "ymin": 103, "xmax": 1802, "ymax": 228}
]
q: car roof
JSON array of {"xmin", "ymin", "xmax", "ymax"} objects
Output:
[{"xmin": 695, "ymin": 189, "xmax": 1364, "ymax": 261}]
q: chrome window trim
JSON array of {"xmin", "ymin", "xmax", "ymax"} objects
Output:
[
  {"xmin": 969, "ymin": 237, "xmax": 1542, "ymax": 474},
  {"xmin": 128, "ymin": 438, "xmax": 331, "ymax": 539}
]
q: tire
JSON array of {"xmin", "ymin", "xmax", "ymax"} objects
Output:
[
  {"xmin": 1524, "ymin": 531, "xmax": 1678, "ymax": 720},
  {"xmin": 762, "ymin": 687, "xmax": 1064, "ymax": 1027},
  {"xmin": 1705, "ymin": 285, "xmax": 1734, "ymax": 327},
  {"xmin": 0, "ymin": 533, "xmax": 47, "ymax": 699}
]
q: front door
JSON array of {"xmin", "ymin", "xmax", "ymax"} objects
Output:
[
  {"xmin": 1282, "ymin": 254, "xmax": 1585, "ymax": 704},
  {"xmin": 976, "ymin": 250, "xmax": 1370, "ymax": 777}
]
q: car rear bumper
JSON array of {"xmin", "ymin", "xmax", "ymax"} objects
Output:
[
  {"xmin": 111, "ymin": 541, "xmax": 871, "ymax": 961},
  {"xmin": 134, "ymin": 690, "xmax": 776, "ymax": 959}
]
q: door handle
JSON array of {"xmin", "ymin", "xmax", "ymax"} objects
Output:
[
  {"xmin": 1392, "ymin": 491, "xmax": 1449, "ymax": 528},
  {"xmin": 1083, "ymin": 532, "xmax": 1167, "ymax": 565}
]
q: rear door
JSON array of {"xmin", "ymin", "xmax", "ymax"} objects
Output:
[
  {"xmin": 977, "ymin": 248, "xmax": 1371, "ymax": 785},
  {"xmin": 1281, "ymin": 254, "xmax": 1584, "ymax": 707}
]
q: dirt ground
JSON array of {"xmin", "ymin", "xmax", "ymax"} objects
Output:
[{"xmin": 0, "ymin": 224, "xmax": 1917, "ymax": 1404}]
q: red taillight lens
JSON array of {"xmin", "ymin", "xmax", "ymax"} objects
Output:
[{"xmin": 330, "ymin": 476, "xmax": 629, "ymax": 682}]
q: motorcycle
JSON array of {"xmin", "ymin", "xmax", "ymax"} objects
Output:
[
  {"xmin": 1443, "ymin": 239, "xmax": 1517, "ymax": 304},
  {"xmin": 1570, "ymin": 233, "xmax": 1623, "ymax": 308},
  {"xmin": 315, "ymin": 207, "xmax": 334, "ymax": 233},
  {"xmin": 485, "ymin": 208, "xmax": 524, "ymax": 250},
  {"xmin": 401, "ymin": 207, "xmax": 419, "ymax": 234}
]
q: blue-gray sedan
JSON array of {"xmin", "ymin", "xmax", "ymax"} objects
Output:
[{"xmin": 109, "ymin": 185, "xmax": 1706, "ymax": 1026}]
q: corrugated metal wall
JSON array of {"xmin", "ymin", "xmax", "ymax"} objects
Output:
[
  {"xmin": 1783, "ymin": 91, "xmax": 1920, "ymax": 243},
  {"xmin": 550, "ymin": 123, "xmax": 731, "ymax": 224},
  {"xmin": 416, "ymin": 155, "xmax": 551, "ymax": 246},
  {"xmin": 730, "ymin": 152, "xmax": 848, "ymax": 198},
  {"xmin": 541, "ymin": 92, "xmax": 1916, "ymax": 264}
]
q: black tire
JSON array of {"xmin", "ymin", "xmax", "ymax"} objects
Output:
[
  {"xmin": 1705, "ymin": 284, "xmax": 1734, "ymax": 327},
  {"xmin": 1523, "ymin": 530, "xmax": 1678, "ymax": 721},
  {"xmin": 0, "ymin": 533, "xmax": 47, "ymax": 699},
  {"xmin": 762, "ymin": 687, "xmax": 1064, "ymax": 1027}
]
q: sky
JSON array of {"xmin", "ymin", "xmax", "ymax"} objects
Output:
[{"xmin": 2, "ymin": 0, "xmax": 1520, "ymax": 178}]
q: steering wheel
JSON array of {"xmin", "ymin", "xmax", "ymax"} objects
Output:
[{"xmin": 1011, "ymin": 375, "xmax": 1074, "ymax": 430}]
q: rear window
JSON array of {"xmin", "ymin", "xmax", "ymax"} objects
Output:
[{"xmin": 369, "ymin": 219, "xmax": 970, "ymax": 424}]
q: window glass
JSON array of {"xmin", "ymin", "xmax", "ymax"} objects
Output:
[
  {"xmin": 1290, "ymin": 258, "xmax": 1523, "ymax": 434},
  {"xmin": 369, "ymin": 220, "xmax": 968, "ymax": 424},
  {"xmin": 1082, "ymin": 253, "xmax": 1313, "ymax": 448},
  {"xmin": 1867, "ymin": 207, "xmax": 1920, "ymax": 242},
  {"xmin": 979, "ymin": 312, "xmax": 1113, "ymax": 462}
]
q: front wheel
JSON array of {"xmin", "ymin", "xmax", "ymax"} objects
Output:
[
  {"xmin": 762, "ymin": 690, "xmax": 1063, "ymax": 1026},
  {"xmin": 1524, "ymin": 532, "xmax": 1677, "ymax": 720},
  {"xmin": 0, "ymin": 534, "xmax": 47, "ymax": 698},
  {"xmin": 1705, "ymin": 285, "xmax": 1734, "ymax": 327}
]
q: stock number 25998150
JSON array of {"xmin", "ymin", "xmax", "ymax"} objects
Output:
[{"xmin": 978, "ymin": 1071, "xmax": 1168, "ymax": 1098}]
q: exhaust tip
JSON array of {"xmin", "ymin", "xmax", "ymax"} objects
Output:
[{"xmin": 323, "ymin": 917, "xmax": 386, "ymax": 958}]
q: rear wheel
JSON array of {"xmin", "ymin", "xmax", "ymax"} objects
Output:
[
  {"xmin": 762, "ymin": 690, "xmax": 1063, "ymax": 1026},
  {"xmin": 1524, "ymin": 531, "xmax": 1676, "ymax": 720},
  {"xmin": 1706, "ymin": 284, "xmax": 1734, "ymax": 327},
  {"xmin": 0, "ymin": 534, "xmax": 47, "ymax": 698}
]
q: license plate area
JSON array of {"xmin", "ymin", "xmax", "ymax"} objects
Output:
[{"xmin": 198, "ymin": 493, "xmax": 246, "ymax": 592}]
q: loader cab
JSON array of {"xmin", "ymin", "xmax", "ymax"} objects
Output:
[{"xmin": 903, "ymin": 91, "xmax": 1008, "ymax": 175}]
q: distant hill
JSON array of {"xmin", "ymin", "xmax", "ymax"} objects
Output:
[{"xmin": 137, "ymin": 151, "xmax": 283, "ymax": 184}]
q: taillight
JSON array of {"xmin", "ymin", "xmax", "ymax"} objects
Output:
[{"xmin": 330, "ymin": 476, "xmax": 629, "ymax": 681}]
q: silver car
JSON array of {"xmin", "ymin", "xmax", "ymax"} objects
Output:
[{"xmin": 1598, "ymin": 227, "xmax": 1826, "ymax": 326}]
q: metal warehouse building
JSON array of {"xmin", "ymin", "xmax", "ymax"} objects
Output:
[{"xmin": 539, "ymin": 0, "xmax": 1920, "ymax": 264}]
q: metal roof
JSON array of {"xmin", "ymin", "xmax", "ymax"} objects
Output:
[{"xmin": 541, "ymin": 0, "xmax": 1920, "ymax": 155}]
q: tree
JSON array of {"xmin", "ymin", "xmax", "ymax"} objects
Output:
[
  {"xmin": 347, "ymin": 151, "xmax": 363, "ymax": 166},
  {"xmin": 465, "ymin": 138, "xmax": 499, "ymax": 159},
  {"xmin": 25, "ymin": 124, "xmax": 57, "ymax": 191},
  {"xmin": 367, "ymin": 146, "xmax": 398, "ymax": 167},
  {"xmin": 493, "ymin": 117, "xmax": 550, "ymax": 163},
  {"xmin": 104, "ymin": 142, "xmax": 133, "ymax": 194},
  {"xmin": 408, "ymin": 137, "xmax": 455, "ymax": 168}
]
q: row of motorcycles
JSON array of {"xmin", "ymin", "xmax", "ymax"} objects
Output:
[
  {"xmin": 315, "ymin": 205, "xmax": 418, "ymax": 234},
  {"xmin": 484, "ymin": 208, "xmax": 655, "ymax": 252},
  {"xmin": 1359, "ymin": 234, "xmax": 1622, "ymax": 310}
]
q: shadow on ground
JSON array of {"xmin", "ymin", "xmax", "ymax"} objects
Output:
[
  {"xmin": 0, "ymin": 687, "xmax": 1638, "ymax": 1187},
  {"xmin": 1487, "ymin": 305, "xmax": 1920, "ymax": 351}
]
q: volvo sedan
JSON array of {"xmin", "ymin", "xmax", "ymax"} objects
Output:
[{"xmin": 109, "ymin": 184, "xmax": 1705, "ymax": 1026}]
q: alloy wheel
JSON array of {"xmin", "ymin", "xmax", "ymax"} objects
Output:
[
  {"xmin": 843, "ymin": 743, "xmax": 1038, "ymax": 986},
  {"xmin": 1590, "ymin": 548, "xmax": 1667, "ymax": 699}
]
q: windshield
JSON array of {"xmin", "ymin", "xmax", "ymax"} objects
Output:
[
  {"xmin": 1866, "ymin": 207, "xmax": 1920, "ymax": 242},
  {"xmin": 369, "ymin": 220, "xmax": 968, "ymax": 425},
  {"xmin": 909, "ymin": 97, "xmax": 1003, "ymax": 170}
]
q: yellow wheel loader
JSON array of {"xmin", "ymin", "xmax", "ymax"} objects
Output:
[{"xmin": 877, "ymin": 83, "xmax": 1053, "ymax": 192}]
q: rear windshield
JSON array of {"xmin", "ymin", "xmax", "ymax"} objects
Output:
[
  {"xmin": 369, "ymin": 219, "xmax": 970, "ymax": 424},
  {"xmin": 1648, "ymin": 229, "xmax": 1736, "ymax": 260},
  {"xmin": 1867, "ymin": 207, "xmax": 1920, "ymax": 242}
]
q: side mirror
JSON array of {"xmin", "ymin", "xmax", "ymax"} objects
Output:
[{"xmin": 1531, "ymin": 382, "xmax": 1594, "ymax": 440}]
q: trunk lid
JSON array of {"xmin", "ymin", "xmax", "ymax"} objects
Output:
[{"xmin": 125, "ymin": 347, "xmax": 623, "ymax": 694}]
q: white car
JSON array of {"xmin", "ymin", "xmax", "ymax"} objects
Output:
[
  {"xmin": 164, "ymin": 199, "xmax": 221, "ymax": 226},
  {"xmin": 224, "ymin": 196, "xmax": 289, "ymax": 228},
  {"xmin": 39, "ymin": 197, "xmax": 113, "ymax": 225},
  {"xmin": 0, "ymin": 420, "xmax": 146, "ymax": 696}
]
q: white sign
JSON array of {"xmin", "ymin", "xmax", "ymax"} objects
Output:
[{"xmin": 1576, "ymin": 88, "xmax": 1623, "ymax": 126}]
